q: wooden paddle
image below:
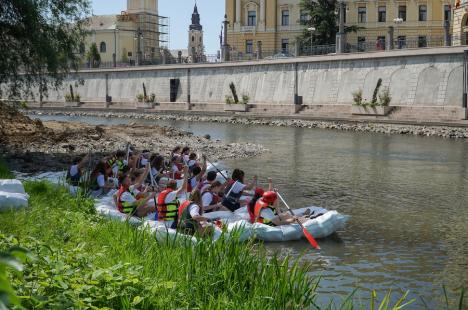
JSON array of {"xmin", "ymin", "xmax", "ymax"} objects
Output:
[{"xmin": 276, "ymin": 191, "xmax": 321, "ymax": 250}]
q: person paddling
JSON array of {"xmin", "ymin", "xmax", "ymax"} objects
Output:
[
  {"xmin": 178, "ymin": 189, "xmax": 212, "ymax": 237},
  {"xmin": 222, "ymin": 169, "xmax": 257, "ymax": 212},
  {"xmin": 253, "ymin": 191, "xmax": 309, "ymax": 226},
  {"xmin": 66, "ymin": 154, "xmax": 89, "ymax": 186},
  {"xmin": 116, "ymin": 164, "xmax": 156, "ymax": 218},
  {"xmin": 89, "ymin": 161, "xmax": 114, "ymax": 197},
  {"xmin": 202, "ymin": 181, "xmax": 230, "ymax": 213},
  {"xmin": 156, "ymin": 166, "xmax": 189, "ymax": 229}
]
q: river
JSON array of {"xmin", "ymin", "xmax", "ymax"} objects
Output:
[{"xmin": 34, "ymin": 114, "xmax": 468, "ymax": 308}]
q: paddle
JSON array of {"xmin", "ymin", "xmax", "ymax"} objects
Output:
[
  {"xmin": 276, "ymin": 191, "xmax": 321, "ymax": 250},
  {"xmin": 205, "ymin": 157, "xmax": 228, "ymax": 181},
  {"xmin": 148, "ymin": 162, "xmax": 159, "ymax": 220}
]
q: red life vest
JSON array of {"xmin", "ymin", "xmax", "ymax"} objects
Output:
[
  {"xmin": 253, "ymin": 199, "xmax": 276, "ymax": 225},
  {"xmin": 202, "ymin": 190, "xmax": 220, "ymax": 206},
  {"xmin": 157, "ymin": 189, "xmax": 179, "ymax": 221},
  {"xmin": 178, "ymin": 200, "xmax": 192, "ymax": 218},
  {"xmin": 116, "ymin": 185, "xmax": 130, "ymax": 213},
  {"xmin": 172, "ymin": 164, "xmax": 183, "ymax": 180}
]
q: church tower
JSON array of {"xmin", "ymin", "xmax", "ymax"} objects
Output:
[{"xmin": 188, "ymin": 3, "xmax": 205, "ymax": 63}]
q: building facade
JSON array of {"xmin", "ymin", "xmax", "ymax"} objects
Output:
[
  {"xmin": 345, "ymin": 0, "xmax": 454, "ymax": 50},
  {"xmin": 452, "ymin": 0, "xmax": 468, "ymax": 45},
  {"xmin": 225, "ymin": 0, "xmax": 456, "ymax": 57},
  {"xmin": 225, "ymin": 0, "xmax": 304, "ymax": 58},
  {"xmin": 84, "ymin": 0, "xmax": 169, "ymax": 66}
]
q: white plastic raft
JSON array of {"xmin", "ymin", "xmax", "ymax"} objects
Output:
[
  {"xmin": 94, "ymin": 191, "xmax": 349, "ymax": 243},
  {"xmin": 0, "ymin": 179, "xmax": 29, "ymax": 212}
]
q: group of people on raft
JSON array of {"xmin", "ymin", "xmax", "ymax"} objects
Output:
[{"xmin": 67, "ymin": 146, "xmax": 319, "ymax": 236}]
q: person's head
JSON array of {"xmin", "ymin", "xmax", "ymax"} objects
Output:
[
  {"xmin": 130, "ymin": 169, "xmax": 143, "ymax": 182},
  {"xmin": 94, "ymin": 162, "xmax": 107, "ymax": 174},
  {"xmin": 172, "ymin": 146, "xmax": 181, "ymax": 155},
  {"xmin": 231, "ymin": 169, "xmax": 245, "ymax": 183},
  {"xmin": 72, "ymin": 157, "xmax": 82, "ymax": 165},
  {"xmin": 166, "ymin": 180, "xmax": 178, "ymax": 190},
  {"xmin": 189, "ymin": 189, "xmax": 202, "ymax": 207},
  {"xmin": 189, "ymin": 153, "xmax": 197, "ymax": 160},
  {"xmin": 192, "ymin": 166, "xmax": 202, "ymax": 177},
  {"xmin": 182, "ymin": 146, "xmax": 190, "ymax": 155},
  {"xmin": 171, "ymin": 155, "xmax": 181, "ymax": 164},
  {"xmin": 151, "ymin": 155, "xmax": 165, "ymax": 170},
  {"xmin": 115, "ymin": 150, "xmax": 126, "ymax": 159},
  {"xmin": 206, "ymin": 171, "xmax": 217, "ymax": 182},
  {"xmin": 208, "ymin": 181, "xmax": 222, "ymax": 193},
  {"xmin": 262, "ymin": 191, "xmax": 277, "ymax": 205},
  {"xmin": 119, "ymin": 173, "xmax": 131, "ymax": 187},
  {"xmin": 141, "ymin": 150, "xmax": 150, "ymax": 159}
]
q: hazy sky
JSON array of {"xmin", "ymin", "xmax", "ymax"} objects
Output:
[{"xmin": 91, "ymin": 0, "xmax": 225, "ymax": 54}]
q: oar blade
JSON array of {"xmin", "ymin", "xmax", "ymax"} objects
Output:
[{"xmin": 303, "ymin": 228, "xmax": 320, "ymax": 250}]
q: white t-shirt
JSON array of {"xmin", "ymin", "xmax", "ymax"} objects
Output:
[
  {"xmin": 188, "ymin": 159, "xmax": 197, "ymax": 168},
  {"xmin": 228, "ymin": 181, "xmax": 246, "ymax": 195},
  {"xmin": 69, "ymin": 165, "xmax": 79, "ymax": 177},
  {"xmin": 202, "ymin": 192, "xmax": 214, "ymax": 207},
  {"xmin": 189, "ymin": 177, "xmax": 198, "ymax": 190},
  {"xmin": 97, "ymin": 174, "xmax": 106, "ymax": 188},
  {"xmin": 183, "ymin": 154, "xmax": 190, "ymax": 163},
  {"xmin": 140, "ymin": 157, "xmax": 149, "ymax": 167},
  {"xmin": 260, "ymin": 208, "xmax": 276, "ymax": 221},
  {"xmin": 164, "ymin": 191, "xmax": 177, "ymax": 204},
  {"xmin": 188, "ymin": 204, "xmax": 201, "ymax": 218},
  {"xmin": 198, "ymin": 181, "xmax": 210, "ymax": 192},
  {"xmin": 120, "ymin": 185, "xmax": 140, "ymax": 204},
  {"xmin": 172, "ymin": 164, "xmax": 180, "ymax": 173}
]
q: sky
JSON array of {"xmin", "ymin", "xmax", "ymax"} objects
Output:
[{"xmin": 91, "ymin": 0, "xmax": 225, "ymax": 54}]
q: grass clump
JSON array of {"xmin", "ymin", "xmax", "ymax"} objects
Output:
[
  {"xmin": 0, "ymin": 157, "xmax": 14, "ymax": 179},
  {"xmin": 0, "ymin": 181, "xmax": 317, "ymax": 309}
]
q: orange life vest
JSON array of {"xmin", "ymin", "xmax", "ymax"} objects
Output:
[
  {"xmin": 253, "ymin": 199, "xmax": 276, "ymax": 226},
  {"xmin": 157, "ymin": 189, "xmax": 179, "ymax": 221}
]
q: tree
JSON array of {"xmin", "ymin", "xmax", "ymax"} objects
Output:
[
  {"xmin": 86, "ymin": 43, "xmax": 101, "ymax": 68},
  {"xmin": 0, "ymin": 0, "xmax": 91, "ymax": 99},
  {"xmin": 298, "ymin": 0, "xmax": 363, "ymax": 49}
]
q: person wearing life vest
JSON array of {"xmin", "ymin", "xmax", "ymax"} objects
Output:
[
  {"xmin": 178, "ymin": 189, "xmax": 212, "ymax": 236},
  {"xmin": 254, "ymin": 190, "xmax": 307, "ymax": 226},
  {"xmin": 187, "ymin": 155, "xmax": 207, "ymax": 193},
  {"xmin": 109, "ymin": 150, "xmax": 127, "ymax": 177},
  {"xmin": 202, "ymin": 181, "xmax": 230, "ymax": 213},
  {"xmin": 170, "ymin": 155, "xmax": 183, "ymax": 180},
  {"xmin": 66, "ymin": 154, "xmax": 89, "ymax": 186},
  {"xmin": 221, "ymin": 169, "xmax": 257, "ymax": 212},
  {"xmin": 89, "ymin": 161, "xmax": 114, "ymax": 197},
  {"xmin": 116, "ymin": 164, "xmax": 156, "ymax": 218},
  {"xmin": 197, "ymin": 170, "xmax": 218, "ymax": 192},
  {"xmin": 247, "ymin": 178, "xmax": 272, "ymax": 222},
  {"xmin": 157, "ymin": 165, "xmax": 189, "ymax": 229}
]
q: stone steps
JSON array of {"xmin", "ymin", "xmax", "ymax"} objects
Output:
[{"xmin": 388, "ymin": 106, "xmax": 467, "ymax": 121}]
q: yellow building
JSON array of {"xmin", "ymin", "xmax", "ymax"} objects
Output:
[
  {"xmin": 225, "ymin": 0, "xmax": 455, "ymax": 57},
  {"xmin": 345, "ymin": 0, "xmax": 454, "ymax": 49},
  {"xmin": 84, "ymin": 0, "xmax": 168, "ymax": 66},
  {"xmin": 225, "ymin": 0, "xmax": 305, "ymax": 57}
]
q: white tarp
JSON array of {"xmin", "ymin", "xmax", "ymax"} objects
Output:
[{"xmin": 0, "ymin": 179, "xmax": 29, "ymax": 212}]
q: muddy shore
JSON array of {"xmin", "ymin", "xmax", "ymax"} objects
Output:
[{"xmin": 0, "ymin": 103, "xmax": 266, "ymax": 174}]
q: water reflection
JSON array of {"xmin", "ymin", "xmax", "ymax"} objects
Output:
[{"xmin": 33, "ymin": 114, "xmax": 468, "ymax": 308}]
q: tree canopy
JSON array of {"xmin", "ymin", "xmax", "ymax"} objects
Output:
[{"xmin": 0, "ymin": 0, "xmax": 91, "ymax": 99}]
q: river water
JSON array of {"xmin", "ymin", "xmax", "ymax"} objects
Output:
[{"xmin": 34, "ymin": 114, "xmax": 468, "ymax": 308}]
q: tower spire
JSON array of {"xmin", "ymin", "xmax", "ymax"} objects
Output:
[{"xmin": 190, "ymin": 2, "xmax": 202, "ymax": 31}]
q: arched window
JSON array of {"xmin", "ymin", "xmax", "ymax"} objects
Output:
[
  {"xmin": 100, "ymin": 42, "xmax": 106, "ymax": 53},
  {"xmin": 192, "ymin": 36, "xmax": 195, "ymax": 42}
]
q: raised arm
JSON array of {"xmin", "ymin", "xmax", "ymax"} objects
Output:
[
  {"xmin": 244, "ymin": 175, "xmax": 258, "ymax": 191},
  {"xmin": 175, "ymin": 166, "xmax": 189, "ymax": 196}
]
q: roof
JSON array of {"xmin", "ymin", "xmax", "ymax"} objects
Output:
[{"xmin": 87, "ymin": 15, "xmax": 118, "ymax": 31}]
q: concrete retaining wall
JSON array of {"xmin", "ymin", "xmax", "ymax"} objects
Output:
[{"xmin": 23, "ymin": 47, "xmax": 468, "ymax": 120}]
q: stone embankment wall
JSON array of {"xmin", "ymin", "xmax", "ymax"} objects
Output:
[{"xmin": 28, "ymin": 47, "xmax": 468, "ymax": 121}]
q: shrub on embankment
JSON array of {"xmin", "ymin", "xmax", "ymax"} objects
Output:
[{"xmin": 0, "ymin": 181, "xmax": 317, "ymax": 309}]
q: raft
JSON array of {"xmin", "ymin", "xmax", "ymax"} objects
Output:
[
  {"xmin": 0, "ymin": 179, "xmax": 29, "ymax": 212},
  {"xmin": 94, "ymin": 191, "xmax": 348, "ymax": 243}
]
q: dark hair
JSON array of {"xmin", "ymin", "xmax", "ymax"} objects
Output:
[
  {"xmin": 130, "ymin": 169, "xmax": 142, "ymax": 182},
  {"xmin": 118, "ymin": 173, "xmax": 128, "ymax": 185},
  {"xmin": 206, "ymin": 171, "xmax": 217, "ymax": 182},
  {"xmin": 192, "ymin": 166, "xmax": 202, "ymax": 176},
  {"xmin": 72, "ymin": 157, "xmax": 82, "ymax": 165},
  {"xmin": 116, "ymin": 150, "xmax": 126, "ymax": 158},
  {"xmin": 208, "ymin": 181, "xmax": 222, "ymax": 190},
  {"xmin": 248, "ymin": 192, "xmax": 263, "ymax": 218},
  {"xmin": 189, "ymin": 153, "xmax": 197, "ymax": 160},
  {"xmin": 172, "ymin": 146, "xmax": 181, "ymax": 154},
  {"xmin": 151, "ymin": 155, "xmax": 165, "ymax": 171},
  {"xmin": 166, "ymin": 180, "xmax": 177, "ymax": 190},
  {"xmin": 231, "ymin": 169, "xmax": 245, "ymax": 183},
  {"xmin": 91, "ymin": 161, "xmax": 107, "ymax": 179},
  {"xmin": 182, "ymin": 146, "xmax": 190, "ymax": 154}
]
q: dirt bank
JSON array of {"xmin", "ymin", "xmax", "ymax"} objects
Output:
[{"xmin": 0, "ymin": 103, "xmax": 266, "ymax": 173}]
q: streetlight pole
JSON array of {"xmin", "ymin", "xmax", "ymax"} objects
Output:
[
  {"xmin": 137, "ymin": 27, "xmax": 142, "ymax": 66},
  {"xmin": 308, "ymin": 27, "xmax": 316, "ymax": 55},
  {"xmin": 113, "ymin": 26, "xmax": 118, "ymax": 68},
  {"xmin": 336, "ymin": 1, "xmax": 347, "ymax": 54}
]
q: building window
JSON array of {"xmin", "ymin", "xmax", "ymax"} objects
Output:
[
  {"xmin": 128, "ymin": 52, "xmax": 133, "ymax": 57},
  {"xmin": 282, "ymin": 10, "xmax": 290, "ymax": 26},
  {"xmin": 444, "ymin": 5, "xmax": 451, "ymax": 22},
  {"xmin": 358, "ymin": 7, "xmax": 366, "ymax": 23},
  {"xmin": 300, "ymin": 9, "xmax": 309, "ymax": 24},
  {"xmin": 418, "ymin": 36, "xmax": 427, "ymax": 47},
  {"xmin": 247, "ymin": 10, "xmax": 256, "ymax": 26},
  {"xmin": 378, "ymin": 6, "xmax": 386, "ymax": 23},
  {"xmin": 99, "ymin": 42, "xmax": 106, "ymax": 53},
  {"xmin": 419, "ymin": 5, "xmax": 427, "ymax": 21},
  {"xmin": 358, "ymin": 36, "xmax": 366, "ymax": 51},
  {"xmin": 281, "ymin": 39, "xmax": 289, "ymax": 53},
  {"xmin": 398, "ymin": 6, "xmax": 406, "ymax": 21},
  {"xmin": 246, "ymin": 40, "xmax": 253, "ymax": 54},
  {"xmin": 397, "ymin": 36, "xmax": 406, "ymax": 49}
]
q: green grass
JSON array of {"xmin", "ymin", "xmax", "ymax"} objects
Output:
[{"xmin": 0, "ymin": 157, "xmax": 14, "ymax": 179}]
